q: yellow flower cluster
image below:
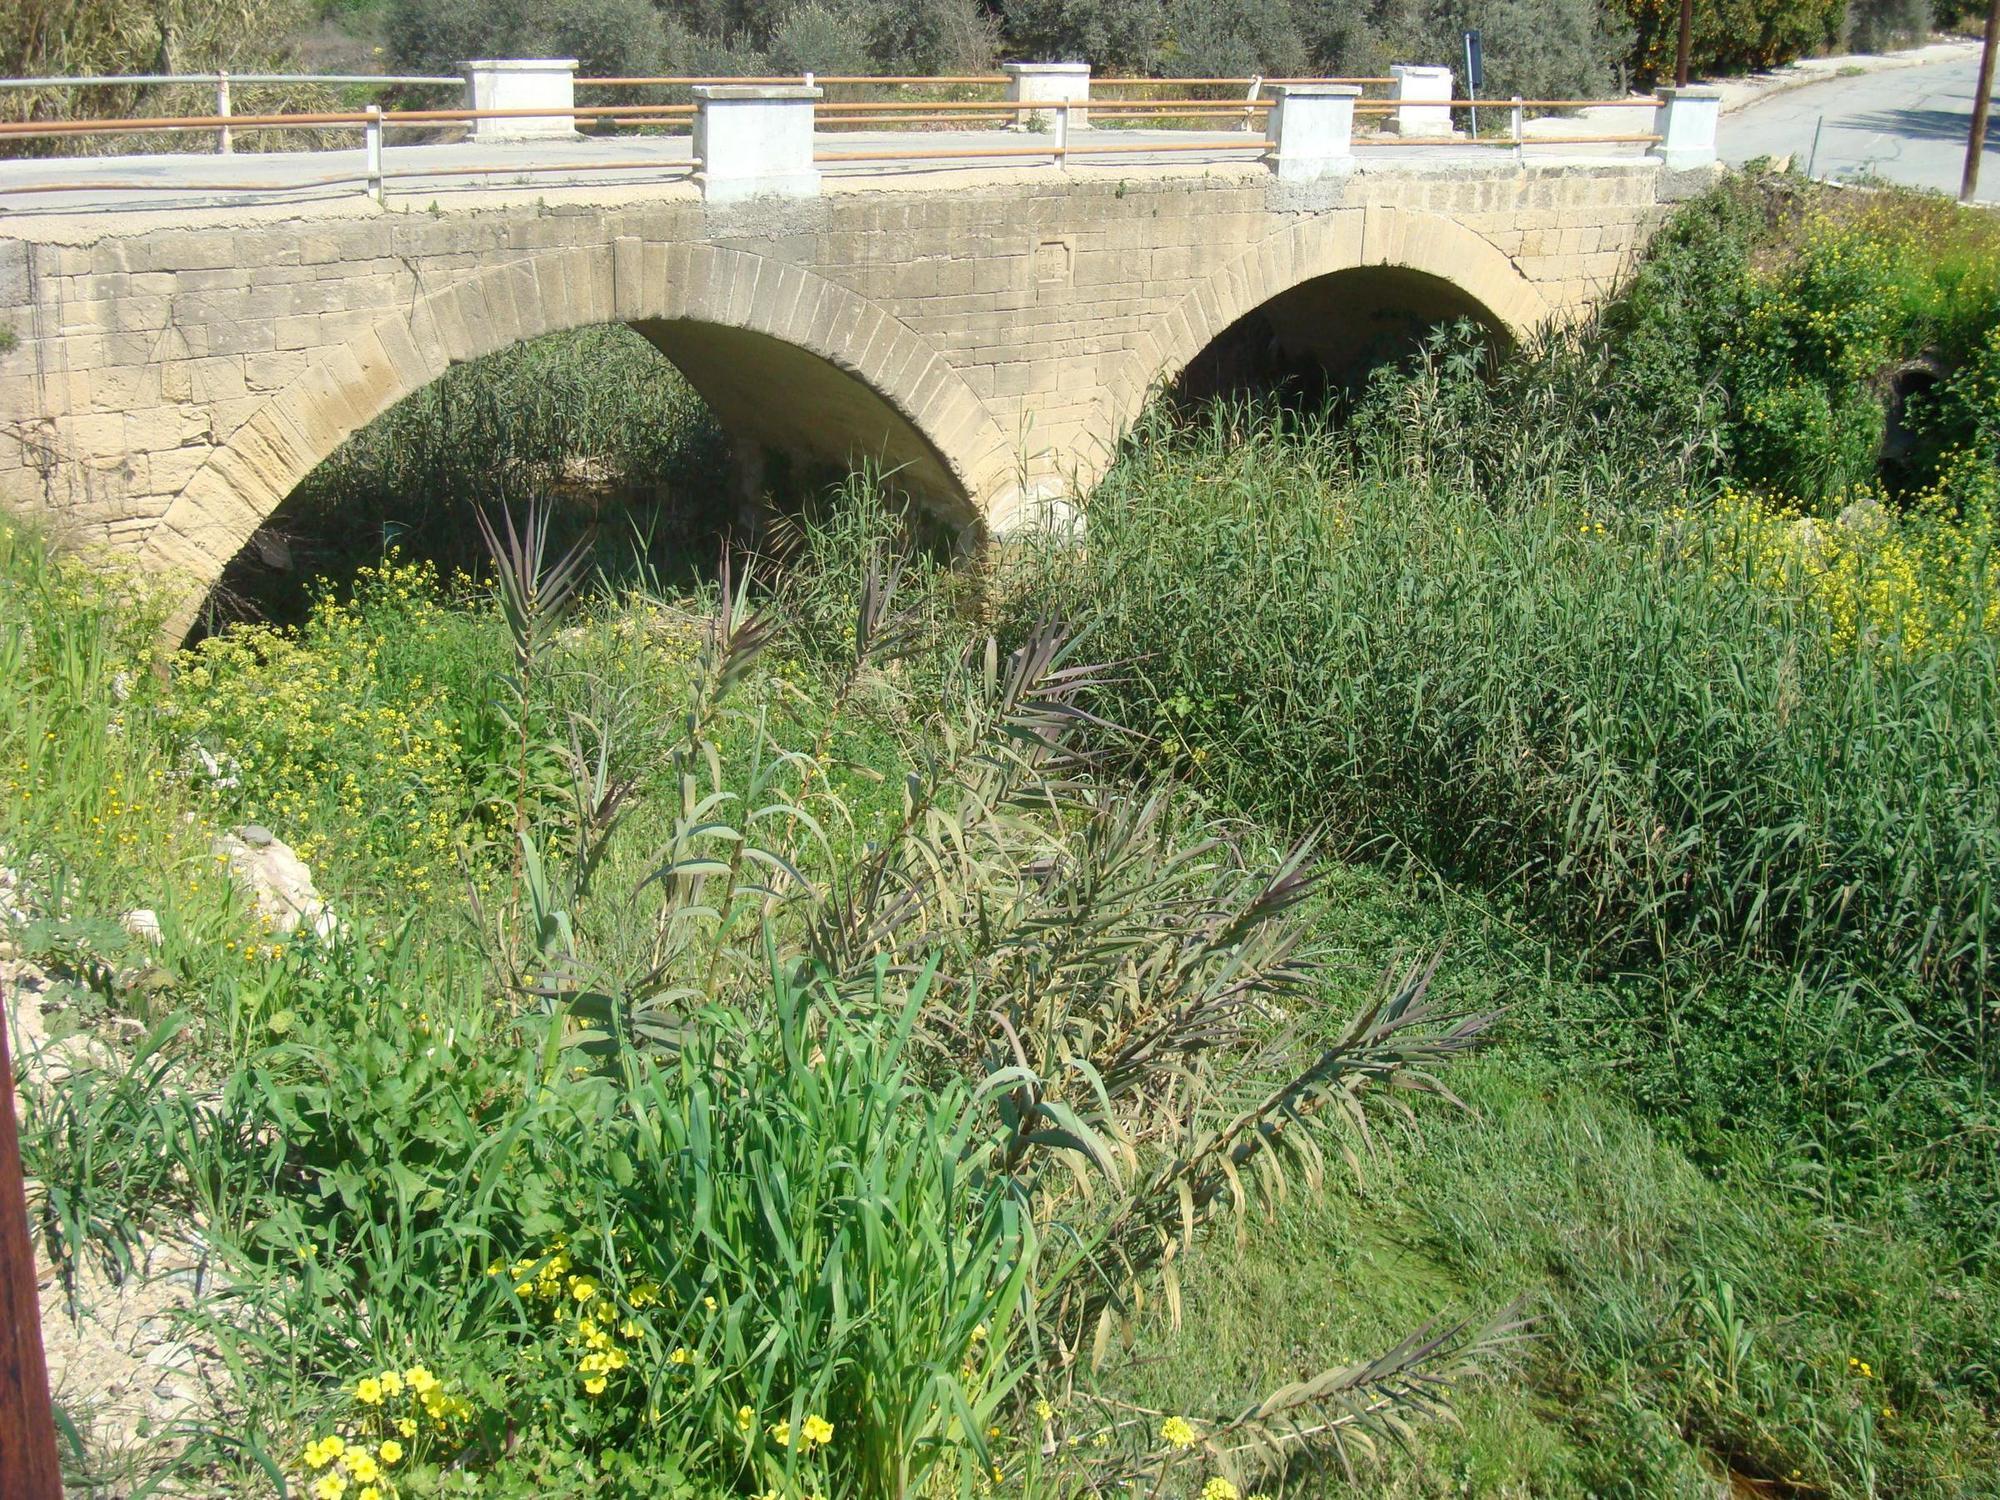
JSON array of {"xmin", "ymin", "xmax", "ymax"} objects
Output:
[
  {"xmin": 493, "ymin": 1240, "xmax": 662, "ymax": 1398},
  {"xmin": 169, "ymin": 558, "xmax": 466, "ymax": 894},
  {"xmin": 768, "ymin": 1413, "xmax": 835, "ymax": 1449},
  {"xmin": 1705, "ymin": 483, "xmax": 1999, "ymax": 656},
  {"xmin": 299, "ymin": 1429, "xmax": 403, "ymax": 1500},
  {"xmin": 1160, "ymin": 1415, "xmax": 1199, "ymax": 1448},
  {"xmin": 297, "ymin": 1363, "xmax": 469, "ymax": 1500}
]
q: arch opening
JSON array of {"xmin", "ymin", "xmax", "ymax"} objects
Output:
[
  {"xmin": 199, "ymin": 319, "xmax": 978, "ymax": 637},
  {"xmin": 1171, "ymin": 265, "xmax": 1515, "ymax": 411}
]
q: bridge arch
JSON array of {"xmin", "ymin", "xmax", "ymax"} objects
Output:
[
  {"xmin": 138, "ymin": 241, "xmax": 1016, "ymax": 639},
  {"xmin": 1102, "ymin": 206, "xmax": 1553, "ymax": 440}
]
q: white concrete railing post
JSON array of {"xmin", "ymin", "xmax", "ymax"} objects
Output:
[
  {"xmin": 1003, "ymin": 61, "xmax": 1090, "ymax": 131},
  {"xmin": 1053, "ymin": 99, "xmax": 1069, "ymax": 166},
  {"xmin": 1651, "ymin": 85, "xmax": 1722, "ymax": 170},
  {"xmin": 364, "ymin": 104, "xmax": 383, "ymax": 202},
  {"xmin": 692, "ymin": 84, "xmax": 821, "ymax": 203},
  {"xmin": 1511, "ymin": 94, "xmax": 1524, "ymax": 163},
  {"xmin": 1388, "ymin": 63, "xmax": 1454, "ymax": 137},
  {"xmin": 1265, "ymin": 84, "xmax": 1360, "ymax": 182},
  {"xmin": 216, "ymin": 69, "xmax": 232, "ymax": 154},
  {"xmin": 461, "ymin": 58, "xmax": 580, "ymax": 140}
]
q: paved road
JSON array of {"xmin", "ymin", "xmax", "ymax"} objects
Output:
[{"xmin": 1723, "ymin": 53, "xmax": 1998, "ymax": 200}]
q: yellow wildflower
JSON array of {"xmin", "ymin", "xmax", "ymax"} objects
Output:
[
  {"xmin": 801, "ymin": 1414, "xmax": 834, "ymax": 1447},
  {"xmin": 737, "ymin": 1404, "xmax": 756, "ymax": 1432},
  {"xmin": 377, "ymin": 1440, "xmax": 403, "ymax": 1466},
  {"xmin": 355, "ymin": 1377, "xmax": 383, "ymax": 1405},
  {"xmin": 1161, "ymin": 1415, "xmax": 1199, "ymax": 1448},
  {"xmin": 1202, "ymin": 1480, "xmax": 1241, "ymax": 1500}
]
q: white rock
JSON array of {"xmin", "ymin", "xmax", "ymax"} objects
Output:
[
  {"xmin": 210, "ymin": 828, "xmax": 339, "ymax": 939},
  {"xmin": 122, "ymin": 908, "xmax": 164, "ymax": 946}
]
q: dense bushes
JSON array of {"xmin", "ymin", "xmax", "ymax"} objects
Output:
[
  {"xmin": 387, "ymin": 0, "xmax": 670, "ymax": 87},
  {"xmin": 1015, "ymin": 392, "xmax": 2000, "ymax": 1019},
  {"xmin": 222, "ymin": 325, "xmax": 728, "ymax": 627},
  {"xmin": 379, "ymin": 0, "xmax": 1906, "ymax": 101},
  {"xmin": 387, "ymin": 0, "xmax": 998, "ymax": 80},
  {"xmin": 1618, "ymin": 0, "xmax": 1844, "ymax": 83},
  {"xmin": 990, "ymin": 176, "xmax": 2000, "ymax": 1261},
  {"xmin": 1011, "ymin": 180, "xmax": 2000, "ymax": 1014}
]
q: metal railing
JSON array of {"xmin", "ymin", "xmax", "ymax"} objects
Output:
[{"xmin": 0, "ymin": 71, "xmax": 464, "ymax": 154}]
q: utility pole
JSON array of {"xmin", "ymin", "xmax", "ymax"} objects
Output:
[
  {"xmin": 1963, "ymin": 0, "xmax": 2000, "ymax": 202},
  {"xmin": 0, "ymin": 988, "xmax": 62, "ymax": 1500},
  {"xmin": 1675, "ymin": 0, "xmax": 1694, "ymax": 87}
]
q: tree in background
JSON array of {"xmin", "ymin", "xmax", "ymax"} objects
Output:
[
  {"xmin": 387, "ymin": 0, "xmax": 996, "ymax": 80},
  {"xmin": 1845, "ymin": 0, "xmax": 1932, "ymax": 49},
  {"xmin": 996, "ymin": 0, "xmax": 1164, "ymax": 68},
  {"xmin": 387, "ymin": 0, "xmax": 668, "ymax": 79},
  {"xmin": 368, "ymin": 0, "xmax": 1918, "ymax": 102},
  {"xmin": 1155, "ymin": 0, "xmax": 1308, "ymax": 78},
  {"xmin": 1619, "ymin": 0, "xmax": 1844, "ymax": 83},
  {"xmin": 1297, "ymin": 0, "xmax": 1631, "ymax": 98}
]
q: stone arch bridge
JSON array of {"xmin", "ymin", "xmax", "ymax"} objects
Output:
[{"xmin": 0, "ymin": 107, "xmax": 1716, "ymax": 637}]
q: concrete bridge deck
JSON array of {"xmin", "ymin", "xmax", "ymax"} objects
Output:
[{"xmin": 0, "ymin": 89, "xmax": 1718, "ymax": 639}]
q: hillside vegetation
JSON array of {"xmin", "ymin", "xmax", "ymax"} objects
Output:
[{"xmin": 4, "ymin": 175, "xmax": 1999, "ymax": 1497}]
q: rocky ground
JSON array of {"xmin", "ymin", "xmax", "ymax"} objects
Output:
[
  {"xmin": 6, "ymin": 954, "xmax": 219, "ymax": 1492},
  {"xmin": 3, "ymin": 827, "xmax": 334, "ymax": 1493}
]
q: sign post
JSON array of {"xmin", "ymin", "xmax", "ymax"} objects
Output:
[{"xmin": 1463, "ymin": 31, "xmax": 1484, "ymax": 136}]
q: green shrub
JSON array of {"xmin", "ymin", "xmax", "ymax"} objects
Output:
[
  {"xmin": 1846, "ymin": 0, "xmax": 1931, "ymax": 50},
  {"xmin": 1617, "ymin": 0, "xmax": 1843, "ymax": 84},
  {"xmin": 999, "ymin": 0, "xmax": 1164, "ymax": 69},
  {"xmin": 167, "ymin": 559, "xmax": 488, "ymax": 901},
  {"xmin": 865, "ymin": 0, "xmax": 999, "ymax": 72},
  {"xmin": 387, "ymin": 0, "xmax": 665, "ymax": 79},
  {"xmin": 768, "ymin": 0, "xmax": 877, "ymax": 73},
  {"xmin": 1156, "ymin": 0, "xmax": 1307, "ymax": 77},
  {"xmin": 1024, "ymin": 377, "xmax": 2000, "ymax": 1012},
  {"xmin": 1300, "ymin": 0, "xmax": 1630, "ymax": 101}
]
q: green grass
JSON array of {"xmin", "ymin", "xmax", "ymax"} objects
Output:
[{"xmin": 1114, "ymin": 866, "xmax": 2000, "ymax": 1497}]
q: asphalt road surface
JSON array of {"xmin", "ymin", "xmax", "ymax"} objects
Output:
[{"xmin": 1722, "ymin": 53, "xmax": 1999, "ymax": 200}]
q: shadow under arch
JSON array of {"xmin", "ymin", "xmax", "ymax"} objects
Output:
[
  {"xmin": 139, "ymin": 241, "xmax": 1015, "ymax": 642},
  {"xmin": 1104, "ymin": 206, "xmax": 1554, "ymax": 432},
  {"xmin": 1175, "ymin": 262, "xmax": 1520, "ymax": 403}
]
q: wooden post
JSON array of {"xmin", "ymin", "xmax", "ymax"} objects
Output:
[
  {"xmin": 1674, "ymin": 0, "xmax": 1694, "ymax": 88},
  {"xmin": 0, "ymin": 987, "xmax": 62, "ymax": 1499},
  {"xmin": 1963, "ymin": 0, "xmax": 2000, "ymax": 202}
]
